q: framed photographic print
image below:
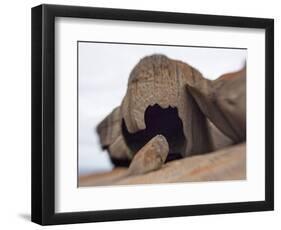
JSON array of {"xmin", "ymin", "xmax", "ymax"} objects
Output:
[{"xmin": 31, "ymin": 4, "xmax": 274, "ymax": 225}]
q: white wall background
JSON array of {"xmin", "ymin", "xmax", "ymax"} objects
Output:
[{"xmin": 0, "ymin": 0, "xmax": 278, "ymax": 229}]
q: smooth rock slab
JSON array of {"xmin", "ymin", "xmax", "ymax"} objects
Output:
[{"xmin": 79, "ymin": 143, "xmax": 246, "ymax": 187}]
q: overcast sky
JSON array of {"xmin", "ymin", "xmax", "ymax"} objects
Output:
[{"xmin": 78, "ymin": 42, "xmax": 247, "ymax": 176}]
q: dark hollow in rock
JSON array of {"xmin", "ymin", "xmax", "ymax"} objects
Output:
[
  {"xmin": 109, "ymin": 157, "xmax": 131, "ymax": 167},
  {"xmin": 122, "ymin": 104, "xmax": 185, "ymax": 162}
]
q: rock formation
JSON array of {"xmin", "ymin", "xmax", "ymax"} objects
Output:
[{"xmin": 96, "ymin": 54, "xmax": 246, "ymax": 169}]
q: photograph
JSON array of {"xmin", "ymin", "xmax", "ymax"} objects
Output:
[
  {"xmin": 31, "ymin": 4, "xmax": 274, "ymax": 225},
  {"xmin": 78, "ymin": 41, "xmax": 247, "ymax": 187}
]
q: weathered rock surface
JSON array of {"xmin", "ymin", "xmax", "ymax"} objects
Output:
[
  {"xmin": 121, "ymin": 55, "xmax": 212, "ymax": 157},
  {"xmin": 128, "ymin": 134, "xmax": 169, "ymax": 176},
  {"xmin": 95, "ymin": 54, "xmax": 246, "ymax": 182},
  {"xmin": 188, "ymin": 66, "xmax": 246, "ymax": 143},
  {"xmin": 96, "ymin": 107, "xmax": 133, "ymax": 165},
  {"xmin": 79, "ymin": 143, "xmax": 246, "ymax": 187}
]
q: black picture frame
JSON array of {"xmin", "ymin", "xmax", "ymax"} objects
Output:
[{"xmin": 31, "ymin": 4, "xmax": 274, "ymax": 225}]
